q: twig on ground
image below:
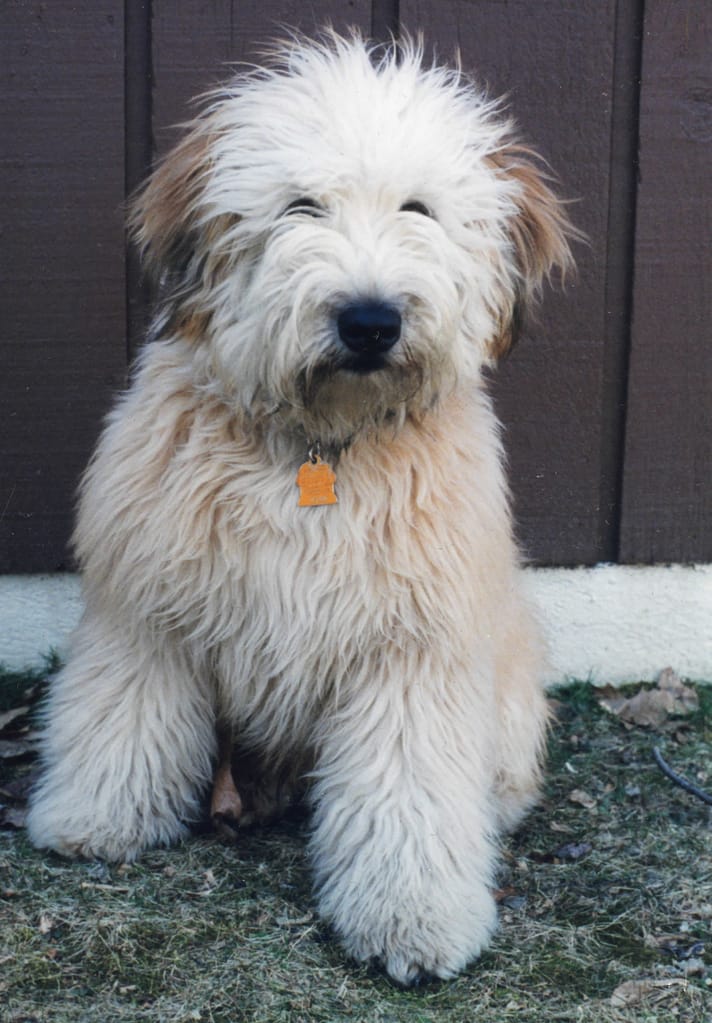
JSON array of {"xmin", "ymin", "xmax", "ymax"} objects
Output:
[{"xmin": 652, "ymin": 746, "xmax": 712, "ymax": 806}]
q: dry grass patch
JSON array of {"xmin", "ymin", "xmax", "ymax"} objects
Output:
[{"xmin": 1, "ymin": 666, "xmax": 710, "ymax": 1022}]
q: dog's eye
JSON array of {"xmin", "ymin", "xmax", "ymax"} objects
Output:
[
  {"xmin": 284, "ymin": 198, "xmax": 326, "ymax": 217},
  {"xmin": 400, "ymin": 200, "xmax": 432, "ymax": 217}
]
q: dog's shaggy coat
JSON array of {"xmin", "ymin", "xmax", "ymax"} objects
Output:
[{"xmin": 28, "ymin": 33, "xmax": 574, "ymax": 984}]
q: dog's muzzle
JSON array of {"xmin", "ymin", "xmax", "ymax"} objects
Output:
[{"xmin": 337, "ymin": 302, "xmax": 401, "ymax": 373}]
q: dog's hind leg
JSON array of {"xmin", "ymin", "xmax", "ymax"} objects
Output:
[
  {"xmin": 27, "ymin": 610, "xmax": 216, "ymax": 862},
  {"xmin": 215, "ymin": 743, "xmax": 309, "ymax": 829},
  {"xmin": 210, "ymin": 723, "xmax": 243, "ymax": 838}
]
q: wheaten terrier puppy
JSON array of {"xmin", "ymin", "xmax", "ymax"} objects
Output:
[{"xmin": 28, "ymin": 32, "xmax": 574, "ymax": 984}]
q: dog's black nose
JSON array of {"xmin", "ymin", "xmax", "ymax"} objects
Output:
[{"xmin": 337, "ymin": 302, "xmax": 401, "ymax": 355}]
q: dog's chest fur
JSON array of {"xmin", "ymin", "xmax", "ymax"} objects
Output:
[{"xmin": 79, "ymin": 340, "xmax": 514, "ymax": 752}]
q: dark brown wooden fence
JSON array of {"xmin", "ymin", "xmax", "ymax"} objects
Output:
[{"xmin": 2, "ymin": 0, "xmax": 710, "ymax": 572}]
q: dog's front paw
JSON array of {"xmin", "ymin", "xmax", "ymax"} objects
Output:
[
  {"xmin": 379, "ymin": 944, "xmax": 472, "ymax": 987},
  {"xmin": 319, "ymin": 870, "xmax": 498, "ymax": 985},
  {"xmin": 344, "ymin": 894, "xmax": 497, "ymax": 985}
]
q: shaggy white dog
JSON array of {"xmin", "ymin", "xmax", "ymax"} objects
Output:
[{"xmin": 28, "ymin": 32, "xmax": 574, "ymax": 984}]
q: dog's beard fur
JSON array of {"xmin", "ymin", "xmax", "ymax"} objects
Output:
[{"xmin": 288, "ymin": 325, "xmax": 457, "ymax": 446}]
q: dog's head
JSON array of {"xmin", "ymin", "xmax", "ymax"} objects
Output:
[{"xmin": 131, "ymin": 32, "xmax": 576, "ymax": 444}]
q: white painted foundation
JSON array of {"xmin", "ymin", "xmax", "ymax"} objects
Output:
[
  {"xmin": 521, "ymin": 563, "xmax": 712, "ymax": 685},
  {"xmin": 1, "ymin": 574, "xmax": 84, "ymax": 672},
  {"xmin": 1, "ymin": 565, "xmax": 711, "ymax": 684}
]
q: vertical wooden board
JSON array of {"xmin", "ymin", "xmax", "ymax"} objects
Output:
[
  {"xmin": 401, "ymin": 1, "xmax": 617, "ymax": 565},
  {"xmin": 152, "ymin": 1, "xmax": 372, "ymax": 155},
  {"xmin": 0, "ymin": 1, "xmax": 126, "ymax": 572},
  {"xmin": 619, "ymin": 1, "xmax": 712, "ymax": 563}
]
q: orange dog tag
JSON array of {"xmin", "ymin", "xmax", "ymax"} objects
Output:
[{"xmin": 296, "ymin": 454, "xmax": 338, "ymax": 506}]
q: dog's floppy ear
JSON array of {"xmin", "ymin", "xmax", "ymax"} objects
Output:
[
  {"xmin": 488, "ymin": 145, "xmax": 577, "ymax": 359},
  {"xmin": 129, "ymin": 123, "xmax": 215, "ymax": 283},
  {"xmin": 129, "ymin": 116, "xmax": 241, "ymax": 342}
]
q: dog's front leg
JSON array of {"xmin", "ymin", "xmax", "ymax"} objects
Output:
[
  {"xmin": 309, "ymin": 675, "xmax": 498, "ymax": 984},
  {"xmin": 27, "ymin": 611, "xmax": 216, "ymax": 862}
]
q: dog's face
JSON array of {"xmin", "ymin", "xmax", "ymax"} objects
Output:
[{"xmin": 132, "ymin": 34, "xmax": 574, "ymax": 444}]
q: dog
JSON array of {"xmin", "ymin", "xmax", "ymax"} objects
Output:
[{"xmin": 28, "ymin": 31, "xmax": 575, "ymax": 984}]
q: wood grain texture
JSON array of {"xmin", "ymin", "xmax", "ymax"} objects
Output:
[
  {"xmin": 0, "ymin": 1, "xmax": 126, "ymax": 572},
  {"xmin": 3, "ymin": 1, "xmax": 710, "ymax": 573},
  {"xmin": 152, "ymin": 0, "xmax": 372, "ymax": 155},
  {"xmin": 371, "ymin": 0, "xmax": 400, "ymax": 40},
  {"xmin": 402, "ymin": 0, "xmax": 617, "ymax": 565},
  {"xmin": 619, "ymin": 0, "xmax": 712, "ymax": 563},
  {"xmin": 599, "ymin": 0, "xmax": 644, "ymax": 562},
  {"xmin": 125, "ymin": 0, "xmax": 154, "ymax": 360}
]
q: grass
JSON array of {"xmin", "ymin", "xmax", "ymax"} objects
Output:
[{"xmin": 1, "ymin": 665, "xmax": 710, "ymax": 1022}]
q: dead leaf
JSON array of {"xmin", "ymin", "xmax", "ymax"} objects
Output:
[
  {"xmin": 0, "ymin": 805, "xmax": 27, "ymax": 828},
  {"xmin": 656, "ymin": 937, "xmax": 706, "ymax": 960},
  {"xmin": 658, "ymin": 668, "xmax": 699, "ymax": 710},
  {"xmin": 80, "ymin": 882, "xmax": 130, "ymax": 892},
  {"xmin": 597, "ymin": 669, "xmax": 698, "ymax": 729},
  {"xmin": 546, "ymin": 698, "xmax": 565, "ymax": 719},
  {"xmin": 38, "ymin": 913, "xmax": 55, "ymax": 935},
  {"xmin": 552, "ymin": 841, "xmax": 592, "ymax": 862},
  {"xmin": 0, "ymin": 706, "xmax": 30, "ymax": 732},
  {"xmin": 0, "ymin": 737, "xmax": 37, "ymax": 759},
  {"xmin": 0, "ymin": 769, "xmax": 40, "ymax": 802},
  {"xmin": 528, "ymin": 841, "xmax": 592, "ymax": 864},
  {"xmin": 610, "ymin": 978, "xmax": 687, "ymax": 1008},
  {"xmin": 276, "ymin": 912, "xmax": 314, "ymax": 926},
  {"xmin": 569, "ymin": 788, "xmax": 597, "ymax": 810}
]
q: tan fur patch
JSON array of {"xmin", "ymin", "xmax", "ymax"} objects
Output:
[
  {"xmin": 487, "ymin": 144, "xmax": 577, "ymax": 358},
  {"xmin": 132, "ymin": 120, "xmax": 239, "ymax": 345},
  {"xmin": 130, "ymin": 126, "xmax": 214, "ymax": 273},
  {"xmin": 173, "ymin": 308, "xmax": 214, "ymax": 346}
]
